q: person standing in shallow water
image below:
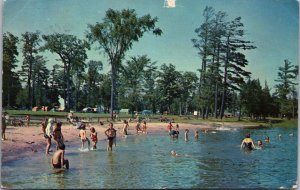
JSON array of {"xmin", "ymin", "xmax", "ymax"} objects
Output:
[
  {"xmin": 105, "ymin": 122, "xmax": 117, "ymax": 151},
  {"xmin": 240, "ymin": 133, "xmax": 255, "ymax": 150},
  {"xmin": 45, "ymin": 118, "xmax": 55, "ymax": 155}
]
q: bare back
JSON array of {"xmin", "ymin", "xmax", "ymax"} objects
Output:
[{"xmin": 52, "ymin": 150, "xmax": 63, "ymax": 165}]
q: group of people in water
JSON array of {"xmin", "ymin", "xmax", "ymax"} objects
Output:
[
  {"xmin": 240, "ymin": 133, "xmax": 270, "ymax": 150},
  {"xmin": 40, "ymin": 117, "xmax": 119, "ymax": 170}
]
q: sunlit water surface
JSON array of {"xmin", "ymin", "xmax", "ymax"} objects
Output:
[{"xmin": 1, "ymin": 126, "xmax": 297, "ymax": 189}]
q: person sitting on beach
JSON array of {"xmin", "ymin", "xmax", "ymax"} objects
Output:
[
  {"xmin": 45, "ymin": 118, "xmax": 55, "ymax": 155},
  {"xmin": 135, "ymin": 122, "xmax": 142, "ymax": 134},
  {"xmin": 167, "ymin": 122, "xmax": 173, "ymax": 133},
  {"xmin": 2, "ymin": 113, "xmax": 7, "ymax": 141},
  {"xmin": 51, "ymin": 143, "xmax": 69, "ymax": 169},
  {"xmin": 265, "ymin": 136, "xmax": 270, "ymax": 142},
  {"xmin": 185, "ymin": 129, "xmax": 189, "ymax": 142},
  {"xmin": 122, "ymin": 120, "xmax": 129, "ymax": 136},
  {"xmin": 240, "ymin": 133, "xmax": 255, "ymax": 150},
  {"xmin": 194, "ymin": 130, "xmax": 199, "ymax": 140},
  {"xmin": 142, "ymin": 121, "xmax": 147, "ymax": 134},
  {"xmin": 105, "ymin": 122, "xmax": 117, "ymax": 151},
  {"xmin": 90, "ymin": 127, "xmax": 97, "ymax": 149},
  {"xmin": 53, "ymin": 121, "xmax": 64, "ymax": 150},
  {"xmin": 79, "ymin": 124, "xmax": 90, "ymax": 150}
]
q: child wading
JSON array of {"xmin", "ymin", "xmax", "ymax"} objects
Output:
[
  {"xmin": 90, "ymin": 127, "xmax": 98, "ymax": 149},
  {"xmin": 79, "ymin": 124, "xmax": 90, "ymax": 150},
  {"xmin": 105, "ymin": 122, "xmax": 117, "ymax": 151}
]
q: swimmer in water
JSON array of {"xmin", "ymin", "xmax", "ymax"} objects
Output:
[
  {"xmin": 265, "ymin": 136, "xmax": 270, "ymax": 142},
  {"xmin": 240, "ymin": 133, "xmax": 255, "ymax": 150},
  {"xmin": 185, "ymin": 129, "xmax": 189, "ymax": 142},
  {"xmin": 194, "ymin": 130, "xmax": 199, "ymax": 140},
  {"xmin": 257, "ymin": 140, "xmax": 263, "ymax": 148},
  {"xmin": 170, "ymin": 150, "xmax": 178, "ymax": 156}
]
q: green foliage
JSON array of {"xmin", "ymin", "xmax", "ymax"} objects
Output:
[
  {"xmin": 87, "ymin": 8, "xmax": 162, "ymax": 119},
  {"xmin": 3, "ymin": 32, "xmax": 22, "ymax": 107}
]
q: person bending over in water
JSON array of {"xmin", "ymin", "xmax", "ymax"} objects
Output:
[
  {"xmin": 79, "ymin": 124, "xmax": 90, "ymax": 150},
  {"xmin": 51, "ymin": 143, "xmax": 69, "ymax": 169},
  {"xmin": 90, "ymin": 127, "xmax": 97, "ymax": 149},
  {"xmin": 240, "ymin": 133, "xmax": 255, "ymax": 150},
  {"xmin": 105, "ymin": 122, "xmax": 117, "ymax": 151}
]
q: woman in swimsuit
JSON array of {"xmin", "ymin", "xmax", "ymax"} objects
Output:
[
  {"xmin": 53, "ymin": 121, "xmax": 64, "ymax": 150},
  {"xmin": 240, "ymin": 133, "xmax": 255, "ymax": 150},
  {"xmin": 105, "ymin": 122, "xmax": 117, "ymax": 151},
  {"xmin": 90, "ymin": 127, "xmax": 98, "ymax": 149}
]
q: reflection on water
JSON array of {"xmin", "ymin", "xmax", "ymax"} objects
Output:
[{"xmin": 1, "ymin": 127, "xmax": 297, "ymax": 189}]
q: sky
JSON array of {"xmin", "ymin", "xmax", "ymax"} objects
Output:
[{"xmin": 3, "ymin": 0, "xmax": 299, "ymax": 91}]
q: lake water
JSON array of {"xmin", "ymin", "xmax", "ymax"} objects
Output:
[{"xmin": 1, "ymin": 126, "xmax": 297, "ymax": 189}]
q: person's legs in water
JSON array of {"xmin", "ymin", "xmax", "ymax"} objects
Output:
[{"xmin": 46, "ymin": 137, "xmax": 52, "ymax": 155}]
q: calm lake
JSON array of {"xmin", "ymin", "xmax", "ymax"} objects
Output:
[{"xmin": 1, "ymin": 126, "xmax": 297, "ymax": 189}]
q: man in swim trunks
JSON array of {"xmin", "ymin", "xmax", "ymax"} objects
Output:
[
  {"xmin": 105, "ymin": 122, "xmax": 117, "ymax": 151},
  {"xmin": 51, "ymin": 143, "xmax": 69, "ymax": 169}
]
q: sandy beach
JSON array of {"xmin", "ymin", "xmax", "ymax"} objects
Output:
[{"xmin": 1, "ymin": 121, "xmax": 260, "ymax": 164}]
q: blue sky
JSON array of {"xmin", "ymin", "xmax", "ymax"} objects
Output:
[{"xmin": 3, "ymin": 0, "xmax": 299, "ymax": 90}]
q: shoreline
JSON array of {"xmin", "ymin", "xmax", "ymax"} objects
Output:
[{"xmin": 1, "ymin": 121, "xmax": 266, "ymax": 164}]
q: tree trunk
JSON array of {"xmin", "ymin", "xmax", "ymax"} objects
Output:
[
  {"xmin": 214, "ymin": 83, "xmax": 218, "ymax": 118},
  {"xmin": 110, "ymin": 63, "xmax": 117, "ymax": 120},
  {"xmin": 238, "ymin": 104, "xmax": 241, "ymax": 121},
  {"xmin": 220, "ymin": 36, "xmax": 230, "ymax": 119}
]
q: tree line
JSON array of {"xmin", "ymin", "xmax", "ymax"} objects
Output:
[{"xmin": 3, "ymin": 7, "xmax": 298, "ymax": 120}]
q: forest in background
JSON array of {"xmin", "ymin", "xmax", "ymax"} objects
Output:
[{"xmin": 3, "ymin": 7, "xmax": 298, "ymax": 120}]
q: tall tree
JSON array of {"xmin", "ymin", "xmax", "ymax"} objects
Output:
[
  {"xmin": 41, "ymin": 33, "xmax": 89, "ymax": 111},
  {"xmin": 86, "ymin": 8, "xmax": 162, "ymax": 119},
  {"xmin": 157, "ymin": 64, "xmax": 181, "ymax": 114},
  {"xmin": 219, "ymin": 17, "xmax": 255, "ymax": 119},
  {"xmin": 274, "ymin": 59, "xmax": 298, "ymax": 119},
  {"xmin": 19, "ymin": 32, "xmax": 41, "ymax": 108},
  {"xmin": 3, "ymin": 32, "xmax": 21, "ymax": 108}
]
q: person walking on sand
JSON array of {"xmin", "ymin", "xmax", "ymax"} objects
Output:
[
  {"xmin": 51, "ymin": 143, "xmax": 69, "ymax": 169},
  {"xmin": 45, "ymin": 118, "xmax": 55, "ymax": 155},
  {"xmin": 90, "ymin": 127, "xmax": 98, "ymax": 150},
  {"xmin": 79, "ymin": 124, "xmax": 90, "ymax": 150},
  {"xmin": 2, "ymin": 113, "xmax": 7, "ymax": 141},
  {"xmin": 105, "ymin": 122, "xmax": 117, "ymax": 151}
]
